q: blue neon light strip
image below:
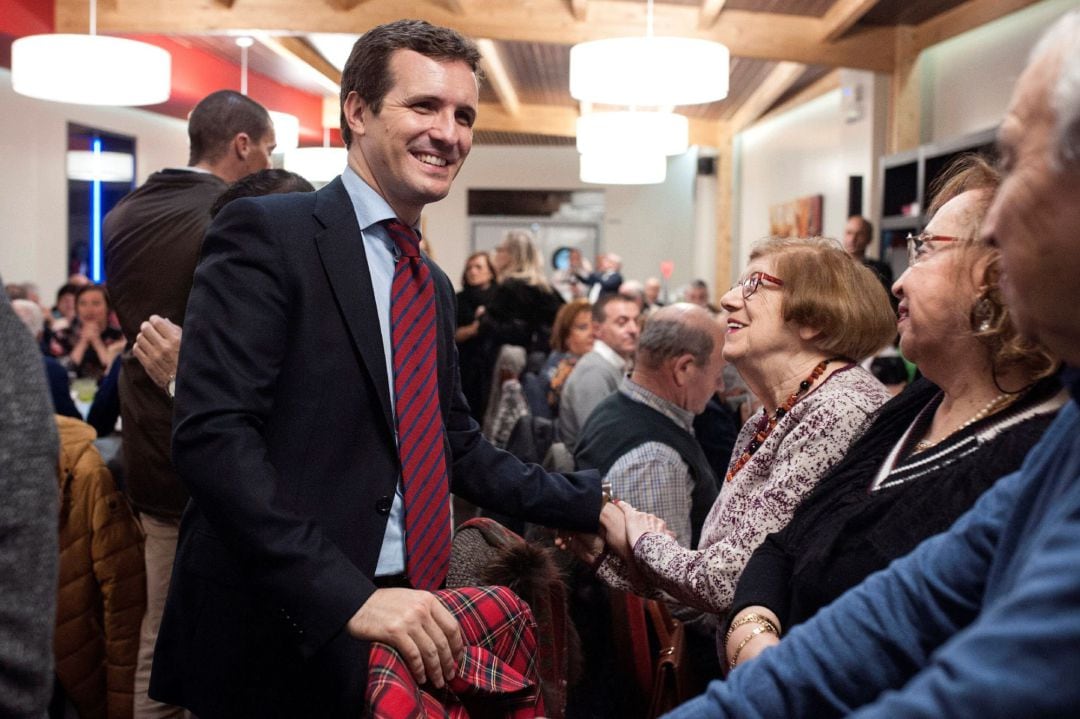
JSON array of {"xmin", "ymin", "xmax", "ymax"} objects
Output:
[{"xmin": 90, "ymin": 138, "xmax": 103, "ymax": 283}]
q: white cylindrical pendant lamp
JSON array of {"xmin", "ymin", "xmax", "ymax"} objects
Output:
[
  {"xmin": 570, "ymin": 36, "xmax": 729, "ymax": 107},
  {"xmin": 12, "ymin": 34, "xmax": 171, "ymax": 106},
  {"xmin": 580, "ymin": 151, "xmax": 667, "ymax": 185},
  {"xmin": 577, "ymin": 112, "xmax": 689, "ymax": 157}
]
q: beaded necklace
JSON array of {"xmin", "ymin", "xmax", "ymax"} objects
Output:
[
  {"xmin": 911, "ymin": 391, "xmax": 1015, "ymax": 453},
  {"xmin": 725, "ymin": 357, "xmax": 841, "ymax": 482}
]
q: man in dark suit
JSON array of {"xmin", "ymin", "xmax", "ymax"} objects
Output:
[{"xmin": 150, "ymin": 20, "xmax": 604, "ymax": 717}]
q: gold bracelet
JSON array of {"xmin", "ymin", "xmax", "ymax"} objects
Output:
[
  {"xmin": 729, "ymin": 624, "xmax": 776, "ymax": 669},
  {"xmin": 725, "ymin": 612, "xmax": 779, "ymax": 645}
]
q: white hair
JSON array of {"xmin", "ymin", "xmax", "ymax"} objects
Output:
[
  {"xmin": 1030, "ymin": 9, "xmax": 1080, "ymax": 167},
  {"xmin": 11, "ymin": 298, "xmax": 44, "ymax": 337}
]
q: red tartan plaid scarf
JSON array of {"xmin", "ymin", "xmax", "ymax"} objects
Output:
[{"xmin": 366, "ymin": 586, "xmax": 546, "ymax": 718}]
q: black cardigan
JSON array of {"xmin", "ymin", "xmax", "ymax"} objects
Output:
[{"xmin": 730, "ymin": 375, "xmax": 1064, "ymax": 631}]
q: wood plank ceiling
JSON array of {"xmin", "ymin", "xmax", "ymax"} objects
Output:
[{"xmin": 55, "ymin": 0, "xmax": 1034, "ymax": 147}]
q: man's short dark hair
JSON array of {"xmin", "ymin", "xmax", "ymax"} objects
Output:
[
  {"xmin": 210, "ymin": 169, "xmax": 316, "ymax": 218},
  {"xmin": 338, "ymin": 19, "xmax": 482, "ymax": 147},
  {"xmin": 591, "ymin": 292, "xmax": 631, "ymax": 324},
  {"xmin": 188, "ymin": 90, "xmax": 273, "ymax": 166}
]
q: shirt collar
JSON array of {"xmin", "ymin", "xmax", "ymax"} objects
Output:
[
  {"xmin": 592, "ymin": 340, "xmax": 627, "ymax": 370},
  {"xmin": 340, "ymin": 165, "xmax": 422, "ymax": 238},
  {"xmin": 620, "ymin": 378, "xmax": 695, "ymax": 432}
]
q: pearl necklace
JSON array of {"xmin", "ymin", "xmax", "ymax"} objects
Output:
[
  {"xmin": 725, "ymin": 358, "xmax": 841, "ymax": 482},
  {"xmin": 911, "ymin": 392, "xmax": 1015, "ymax": 453}
]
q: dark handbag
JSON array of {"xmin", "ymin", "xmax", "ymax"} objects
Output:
[{"xmin": 646, "ymin": 601, "xmax": 691, "ymax": 718}]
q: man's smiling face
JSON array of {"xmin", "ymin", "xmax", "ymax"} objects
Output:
[{"xmin": 345, "ymin": 48, "xmax": 478, "ymax": 224}]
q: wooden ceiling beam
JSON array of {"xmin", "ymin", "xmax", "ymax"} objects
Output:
[
  {"xmin": 912, "ymin": 0, "xmax": 1042, "ymax": 52},
  {"xmin": 323, "ymin": 0, "xmax": 367, "ymax": 10},
  {"xmin": 699, "ymin": 0, "xmax": 726, "ymax": 30},
  {"xmin": 755, "ymin": 68, "xmax": 840, "ymax": 125},
  {"xmin": 476, "ymin": 102, "xmax": 723, "ymax": 148},
  {"xmin": 820, "ymin": 0, "xmax": 880, "ymax": 42},
  {"xmin": 476, "ymin": 102, "xmax": 578, "ymax": 138},
  {"xmin": 476, "ymin": 39, "xmax": 520, "ymax": 117},
  {"xmin": 728, "ymin": 61, "xmax": 806, "ymax": 133},
  {"xmin": 255, "ymin": 34, "xmax": 343, "ymax": 93},
  {"xmin": 57, "ymin": 0, "xmax": 896, "ymax": 71}
]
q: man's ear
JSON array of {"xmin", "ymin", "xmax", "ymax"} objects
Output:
[
  {"xmin": 343, "ymin": 91, "xmax": 368, "ymax": 140},
  {"xmin": 672, "ymin": 353, "xmax": 695, "ymax": 386},
  {"xmin": 232, "ymin": 132, "xmax": 252, "ymax": 161}
]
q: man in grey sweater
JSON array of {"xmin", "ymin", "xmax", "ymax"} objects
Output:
[
  {"xmin": 558, "ymin": 293, "xmax": 640, "ymax": 451},
  {"xmin": 0, "ymin": 281, "xmax": 59, "ymax": 718}
]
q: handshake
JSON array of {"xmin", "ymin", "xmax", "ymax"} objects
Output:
[{"xmin": 556, "ymin": 499, "xmax": 675, "ymax": 566}]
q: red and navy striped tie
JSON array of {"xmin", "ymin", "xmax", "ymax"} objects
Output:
[{"xmin": 386, "ymin": 220, "xmax": 451, "ymax": 591}]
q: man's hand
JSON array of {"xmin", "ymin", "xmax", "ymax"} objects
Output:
[
  {"xmin": 133, "ymin": 315, "xmax": 182, "ymax": 388},
  {"xmin": 347, "ymin": 588, "xmax": 464, "ymax": 688}
]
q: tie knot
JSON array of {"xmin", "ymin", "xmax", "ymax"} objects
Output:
[{"xmin": 386, "ymin": 220, "xmax": 421, "ymax": 258}]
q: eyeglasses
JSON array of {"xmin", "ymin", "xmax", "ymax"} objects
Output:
[
  {"xmin": 906, "ymin": 232, "xmax": 961, "ymax": 266},
  {"xmin": 732, "ymin": 271, "xmax": 784, "ymax": 300}
]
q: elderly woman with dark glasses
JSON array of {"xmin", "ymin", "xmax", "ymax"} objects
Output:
[
  {"xmin": 718, "ymin": 156, "xmax": 1064, "ymax": 671},
  {"xmin": 566, "ymin": 236, "xmax": 896, "ymax": 636}
]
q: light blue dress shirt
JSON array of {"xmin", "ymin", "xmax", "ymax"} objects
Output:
[{"xmin": 340, "ymin": 166, "xmax": 421, "ymax": 577}]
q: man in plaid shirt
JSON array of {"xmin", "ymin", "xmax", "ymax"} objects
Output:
[{"xmin": 575, "ymin": 304, "xmax": 725, "ymax": 550}]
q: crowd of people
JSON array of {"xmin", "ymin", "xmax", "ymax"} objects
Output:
[{"xmin": 2, "ymin": 10, "xmax": 1079, "ymax": 719}]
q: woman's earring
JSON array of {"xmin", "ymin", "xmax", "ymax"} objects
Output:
[{"xmin": 973, "ymin": 295, "xmax": 995, "ymax": 333}]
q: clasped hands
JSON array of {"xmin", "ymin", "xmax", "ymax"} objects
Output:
[{"xmin": 556, "ymin": 499, "xmax": 673, "ymax": 566}]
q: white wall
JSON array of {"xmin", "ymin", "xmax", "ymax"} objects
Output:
[
  {"xmin": 0, "ymin": 68, "xmax": 189, "ymax": 296},
  {"xmin": 922, "ymin": 0, "xmax": 1078, "ymax": 143},
  {"xmin": 734, "ymin": 71, "xmax": 886, "ymax": 274},
  {"xmin": 425, "ymin": 144, "xmax": 701, "ymax": 291}
]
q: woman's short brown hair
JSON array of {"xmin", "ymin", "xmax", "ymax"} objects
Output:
[
  {"xmin": 928, "ymin": 154, "xmax": 1057, "ymax": 383},
  {"xmin": 550, "ymin": 298, "xmax": 591, "ymax": 352},
  {"xmin": 749, "ymin": 237, "xmax": 895, "ymax": 361}
]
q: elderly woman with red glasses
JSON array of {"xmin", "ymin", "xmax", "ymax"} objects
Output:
[
  {"xmin": 716, "ymin": 156, "xmax": 1064, "ymax": 670},
  {"xmin": 566, "ymin": 236, "xmax": 896, "ymax": 633}
]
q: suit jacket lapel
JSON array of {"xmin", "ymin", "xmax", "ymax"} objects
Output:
[{"xmin": 312, "ymin": 178, "xmax": 395, "ymax": 434}]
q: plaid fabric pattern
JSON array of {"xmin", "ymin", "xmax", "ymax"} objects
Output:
[
  {"xmin": 386, "ymin": 219, "xmax": 452, "ymax": 591},
  {"xmin": 367, "ymin": 586, "xmax": 546, "ymax": 718},
  {"xmin": 608, "ymin": 380, "xmax": 697, "ymax": 547}
]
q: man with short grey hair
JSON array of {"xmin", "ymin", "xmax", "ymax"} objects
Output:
[
  {"xmin": 575, "ymin": 303, "xmax": 723, "ymax": 549},
  {"xmin": 668, "ymin": 9, "xmax": 1080, "ymax": 717}
]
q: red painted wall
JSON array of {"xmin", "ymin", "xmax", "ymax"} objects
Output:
[{"xmin": 0, "ymin": 2, "xmax": 332, "ymax": 146}]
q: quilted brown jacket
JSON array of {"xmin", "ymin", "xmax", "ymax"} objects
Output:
[{"xmin": 54, "ymin": 416, "xmax": 145, "ymax": 719}]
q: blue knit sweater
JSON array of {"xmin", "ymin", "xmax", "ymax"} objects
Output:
[{"xmin": 667, "ymin": 368, "xmax": 1080, "ymax": 718}]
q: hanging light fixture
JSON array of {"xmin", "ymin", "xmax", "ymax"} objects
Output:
[
  {"xmin": 580, "ymin": 151, "xmax": 667, "ymax": 185},
  {"xmin": 569, "ymin": 0, "xmax": 728, "ymax": 107},
  {"xmin": 284, "ymin": 99, "xmax": 346, "ymax": 183},
  {"xmin": 237, "ymin": 37, "xmax": 300, "ymax": 152},
  {"xmin": 576, "ymin": 111, "xmax": 689, "ymax": 157},
  {"xmin": 66, "ymin": 150, "xmax": 135, "ymax": 182},
  {"xmin": 11, "ymin": 0, "xmax": 170, "ymax": 105}
]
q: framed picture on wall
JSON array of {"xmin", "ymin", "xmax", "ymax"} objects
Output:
[{"xmin": 768, "ymin": 194, "xmax": 823, "ymax": 238}]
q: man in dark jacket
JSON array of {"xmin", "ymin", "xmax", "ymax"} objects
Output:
[{"xmin": 103, "ymin": 89, "xmax": 275, "ymax": 717}]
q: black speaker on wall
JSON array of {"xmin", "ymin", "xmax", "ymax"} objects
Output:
[
  {"xmin": 698, "ymin": 156, "xmax": 717, "ymax": 176},
  {"xmin": 847, "ymin": 175, "xmax": 863, "ymax": 217}
]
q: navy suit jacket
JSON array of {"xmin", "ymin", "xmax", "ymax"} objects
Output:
[{"xmin": 151, "ymin": 178, "xmax": 601, "ymax": 717}]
